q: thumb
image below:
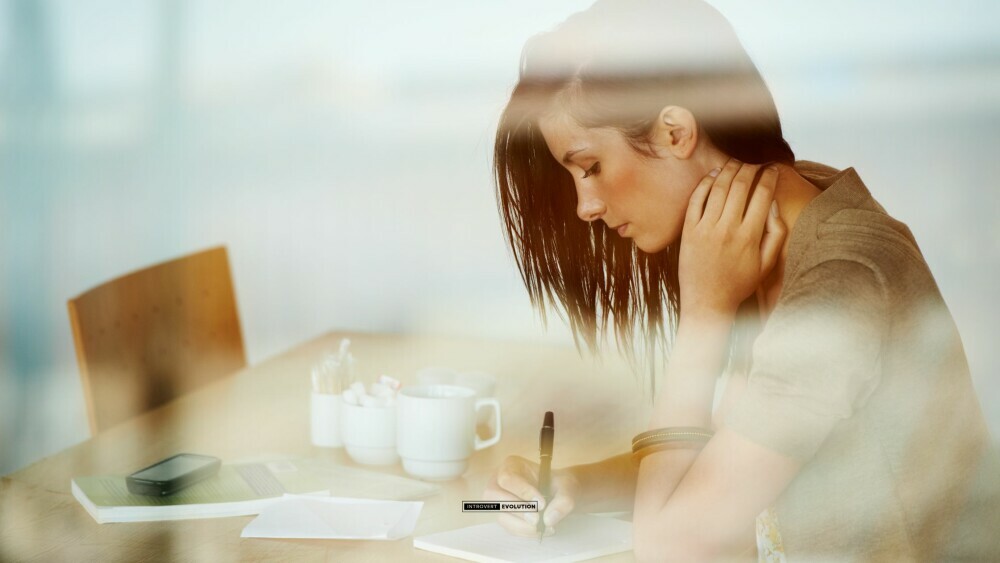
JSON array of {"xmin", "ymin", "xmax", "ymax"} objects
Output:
[
  {"xmin": 759, "ymin": 200, "xmax": 786, "ymax": 276},
  {"xmin": 542, "ymin": 488, "xmax": 576, "ymax": 528}
]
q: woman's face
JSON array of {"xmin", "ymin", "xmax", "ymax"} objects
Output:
[{"xmin": 538, "ymin": 109, "xmax": 704, "ymax": 253}]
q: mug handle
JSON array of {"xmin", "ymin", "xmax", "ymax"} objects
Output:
[{"xmin": 473, "ymin": 398, "xmax": 502, "ymax": 450}]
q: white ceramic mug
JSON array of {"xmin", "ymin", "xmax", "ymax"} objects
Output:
[
  {"xmin": 310, "ymin": 392, "xmax": 343, "ymax": 448},
  {"xmin": 415, "ymin": 368, "xmax": 496, "ymax": 399},
  {"xmin": 396, "ymin": 384, "xmax": 501, "ymax": 480},
  {"xmin": 416, "ymin": 368, "xmax": 497, "ymax": 427},
  {"xmin": 340, "ymin": 399, "xmax": 398, "ymax": 466}
]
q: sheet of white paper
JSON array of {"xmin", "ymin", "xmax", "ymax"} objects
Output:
[
  {"xmin": 413, "ymin": 513, "xmax": 632, "ymax": 563},
  {"xmin": 241, "ymin": 495, "xmax": 423, "ymax": 540}
]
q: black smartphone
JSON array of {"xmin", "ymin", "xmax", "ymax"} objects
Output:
[{"xmin": 125, "ymin": 453, "xmax": 221, "ymax": 496}]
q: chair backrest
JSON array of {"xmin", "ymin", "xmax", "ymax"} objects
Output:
[{"xmin": 67, "ymin": 246, "xmax": 247, "ymax": 435}]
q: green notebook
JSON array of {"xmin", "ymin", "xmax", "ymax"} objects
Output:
[{"xmin": 72, "ymin": 458, "xmax": 439, "ymax": 523}]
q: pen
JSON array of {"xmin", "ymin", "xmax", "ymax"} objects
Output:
[{"xmin": 537, "ymin": 411, "xmax": 554, "ymax": 542}]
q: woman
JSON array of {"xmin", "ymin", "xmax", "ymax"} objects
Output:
[{"xmin": 483, "ymin": 0, "xmax": 997, "ymax": 560}]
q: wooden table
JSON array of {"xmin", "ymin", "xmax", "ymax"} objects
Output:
[{"xmin": 1, "ymin": 331, "xmax": 651, "ymax": 561}]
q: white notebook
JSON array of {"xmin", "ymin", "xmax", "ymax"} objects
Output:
[
  {"xmin": 413, "ymin": 514, "xmax": 632, "ymax": 563},
  {"xmin": 72, "ymin": 459, "xmax": 439, "ymax": 524}
]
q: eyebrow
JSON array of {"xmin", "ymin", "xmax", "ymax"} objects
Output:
[{"xmin": 562, "ymin": 148, "xmax": 585, "ymax": 165}]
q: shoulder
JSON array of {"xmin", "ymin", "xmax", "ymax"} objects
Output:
[
  {"xmin": 812, "ymin": 208, "xmax": 925, "ymax": 280},
  {"xmin": 786, "ymin": 164, "xmax": 930, "ymax": 298}
]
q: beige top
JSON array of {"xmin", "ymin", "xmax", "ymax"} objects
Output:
[{"xmin": 725, "ymin": 161, "xmax": 998, "ymax": 560}]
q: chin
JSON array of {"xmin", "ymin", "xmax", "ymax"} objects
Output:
[
  {"xmin": 633, "ymin": 236, "xmax": 670, "ymax": 255},
  {"xmin": 631, "ymin": 228, "xmax": 677, "ymax": 254},
  {"xmin": 633, "ymin": 226, "xmax": 681, "ymax": 254}
]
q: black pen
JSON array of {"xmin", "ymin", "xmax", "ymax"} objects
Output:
[{"xmin": 537, "ymin": 411, "xmax": 554, "ymax": 542}]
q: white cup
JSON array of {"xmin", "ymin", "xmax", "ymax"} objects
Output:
[
  {"xmin": 396, "ymin": 384, "xmax": 502, "ymax": 480},
  {"xmin": 455, "ymin": 371, "xmax": 497, "ymax": 426},
  {"xmin": 340, "ymin": 399, "xmax": 398, "ymax": 465},
  {"xmin": 416, "ymin": 368, "xmax": 497, "ymax": 425},
  {"xmin": 310, "ymin": 393, "xmax": 343, "ymax": 448}
]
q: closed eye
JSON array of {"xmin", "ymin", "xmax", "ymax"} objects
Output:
[{"xmin": 581, "ymin": 162, "xmax": 601, "ymax": 179}]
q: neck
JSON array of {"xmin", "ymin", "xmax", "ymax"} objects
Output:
[{"xmin": 755, "ymin": 163, "xmax": 823, "ymax": 319}]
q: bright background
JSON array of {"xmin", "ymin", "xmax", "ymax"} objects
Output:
[{"xmin": 2, "ymin": 0, "xmax": 998, "ymax": 474}]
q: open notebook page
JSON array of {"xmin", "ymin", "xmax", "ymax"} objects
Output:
[{"xmin": 413, "ymin": 514, "xmax": 632, "ymax": 563}]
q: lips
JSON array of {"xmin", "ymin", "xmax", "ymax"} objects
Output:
[{"xmin": 606, "ymin": 221, "xmax": 629, "ymax": 236}]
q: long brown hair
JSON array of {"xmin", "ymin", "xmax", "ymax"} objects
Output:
[{"xmin": 494, "ymin": 0, "xmax": 795, "ymax": 395}]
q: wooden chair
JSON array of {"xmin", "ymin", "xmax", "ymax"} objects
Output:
[{"xmin": 67, "ymin": 246, "xmax": 247, "ymax": 435}]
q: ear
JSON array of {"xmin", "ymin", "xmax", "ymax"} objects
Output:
[{"xmin": 653, "ymin": 105, "xmax": 699, "ymax": 159}]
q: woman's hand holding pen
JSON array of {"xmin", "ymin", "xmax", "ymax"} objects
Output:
[
  {"xmin": 483, "ymin": 455, "xmax": 579, "ymax": 537},
  {"xmin": 679, "ymin": 159, "xmax": 786, "ymax": 320}
]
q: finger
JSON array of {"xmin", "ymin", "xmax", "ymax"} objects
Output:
[
  {"xmin": 743, "ymin": 165, "xmax": 780, "ymax": 236},
  {"xmin": 702, "ymin": 158, "xmax": 742, "ymax": 223},
  {"xmin": 542, "ymin": 491, "xmax": 576, "ymax": 527},
  {"xmin": 494, "ymin": 459, "xmax": 544, "ymax": 506},
  {"xmin": 722, "ymin": 163, "xmax": 761, "ymax": 224},
  {"xmin": 759, "ymin": 201, "xmax": 786, "ymax": 276},
  {"xmin": 684, "ymin": 170, "xmax": 717, "ymax": 230},
  {"xmin": 485, "ymin": 487, "xmax": 545, "ymax": 525}
]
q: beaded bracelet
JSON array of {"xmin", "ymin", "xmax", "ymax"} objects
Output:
[
  {"xmin": 631, "ymin": 439, "xmax": 709, "ymax": 464},
  {"xmin": 631, "ymin": 427, "xmax": 714, "ymax": 454}
]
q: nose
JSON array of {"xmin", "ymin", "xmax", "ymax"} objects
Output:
[{"xmin": 576, "ymin": 185, "xmax": 606, "ymax": 223}]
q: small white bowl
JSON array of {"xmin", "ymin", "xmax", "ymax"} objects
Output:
[
  {"xmin": 340, "ymin": 400, "xmax": 398, "ymax": 466},
  {"xmin": 400, "ymin": 457, "xmax": 468, "ymax": 481},
  {"xmin": 345, "ymin": 444, "xmax": 399, "ymax": 466}
]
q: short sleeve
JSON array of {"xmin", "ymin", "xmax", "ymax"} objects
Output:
[{"xmin": 725, "ymin": 259, "xmax": 886, "ymax": 461}]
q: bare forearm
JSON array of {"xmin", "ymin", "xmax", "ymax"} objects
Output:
[
  {"xmin": 634, "ymin": 313, "xmax": 733, "ymax": 519},
  {"xmin": 566, "ymin": 453, "xmax": 638, "ymax": 512},
  {"xmin": 550, "ymin": 314, "xmax": 733, "ymax": 530}
]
